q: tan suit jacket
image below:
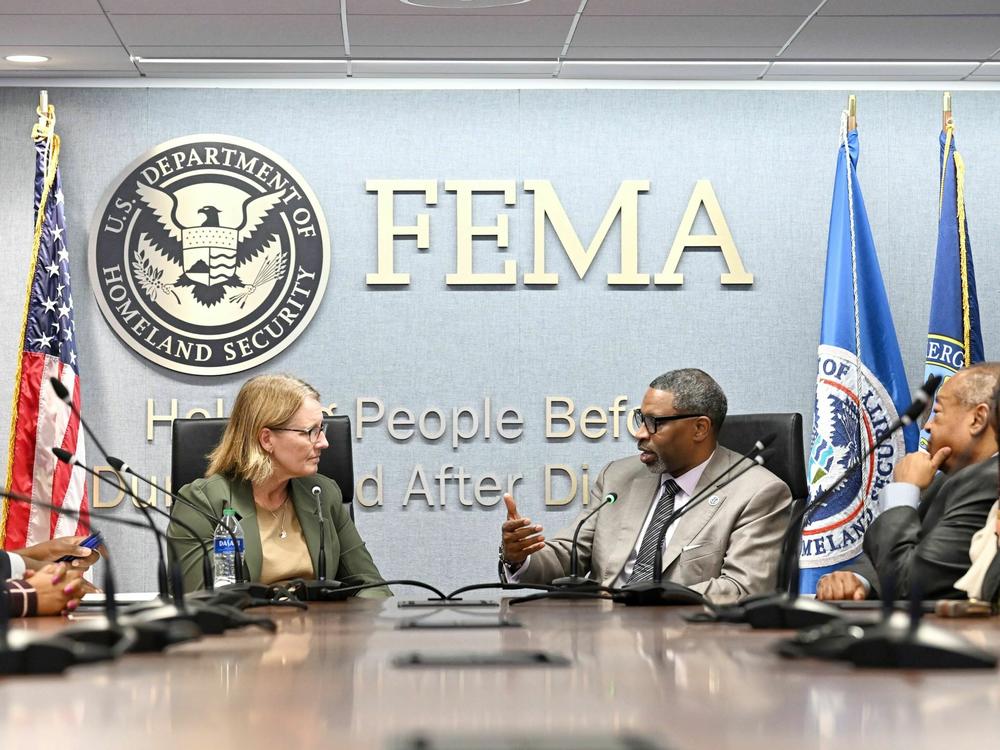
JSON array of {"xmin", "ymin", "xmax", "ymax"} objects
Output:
[{"xmin": 509, "ymin": 446, "xmax": 792, "ymax": 604}]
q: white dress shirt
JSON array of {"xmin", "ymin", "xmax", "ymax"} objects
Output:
[
  {"xmin": 7, "ymin": 552, "xmax": 26, "ymax": 579},
  {"xmin": 507, "ymin": 453, "xmax": 714, "ymax": 585}
]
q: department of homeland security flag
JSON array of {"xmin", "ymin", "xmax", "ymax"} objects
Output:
[
  {"xmin": 920, "ymin": 121, "xmax": 984, "ymax": 449},
  {"xmin": 802, "ymin": 118, "xmax": 917, "ymax": 594},
  {"xmin": 1, "ymin": 104, "xmax": 89, "ymax": 550}
]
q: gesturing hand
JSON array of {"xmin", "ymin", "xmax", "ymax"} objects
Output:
[{"xmin": 500, "ymin": 494, "xmax": 545, "ymax": 566}]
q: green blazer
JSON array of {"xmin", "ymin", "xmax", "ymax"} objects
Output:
[{"xmin": 166, "ymin": 472, "xmax": 390, "ymax": 597}]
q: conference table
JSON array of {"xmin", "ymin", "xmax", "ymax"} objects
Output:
[{"xmin": 2, "ymin": 595, "xmax": 1000, "ymax": 749}]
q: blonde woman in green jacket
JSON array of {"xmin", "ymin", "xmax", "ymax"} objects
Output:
[{"xmin": 167, "ymin": 374, "xmax": 389, "ymax": 597}]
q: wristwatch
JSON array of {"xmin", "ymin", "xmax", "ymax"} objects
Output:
[{"xmin": 498, "ymin": 542, "xmax": 523, "ymax": 574}]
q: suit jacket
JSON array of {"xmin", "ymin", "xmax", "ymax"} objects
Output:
[
  {"xmin": 507, "ymin": 446, "xmax": 793, "ymax": 604},
  {"xmin": 166, "ymin": 473, "xmax": 390, "ymax": 597},
  {"xmin": 846, "ymin": 455, "xmax": 998, "ymax": 600}
]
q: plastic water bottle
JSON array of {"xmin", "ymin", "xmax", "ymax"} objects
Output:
[{"xmin": 213, "ymin": 507, "xmax": 245, "ymax": 588}]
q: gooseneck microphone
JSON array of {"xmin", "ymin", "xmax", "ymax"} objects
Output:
[
  {"xmin": 615, "ymin": 437, "xmax": 775, "ymax": 607},
  {"xmin": 106, "ymin": 456, "xmax": 247, "ymax": 590},
  {"xmin": 53, "ymin": 447, "xmax": 208, "ymax": 600},
  {"xmin": 739, "ymin": 374, "xmax": 942, "ymax": 630},
  {"xmin": 313, "ymin": 485, "xmax": 327, "ymax": 581},
  {"xmin": 550, "ymin": 492, "xmax": 618, "ymax": 590},
  {"xmin": 0, "ymin": 489, "xmax": 200, "ymax": 659},
  {"xmin": 51, "ymin": 450, "xmax": 275, "ymax": 635}
]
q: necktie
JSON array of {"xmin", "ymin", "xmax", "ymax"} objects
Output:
[{"xmin": 627, "ymin": 478, "xmax": 681, "ymax": 584}]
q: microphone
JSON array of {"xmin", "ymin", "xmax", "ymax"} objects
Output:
[
  {"xmin": 284, "ymin": 484, "xmax": 344, "ymax": 601},
  {"xmin": 51, "ymin": 450, "xmax": 274, "ymax": 636},
  {"xmin": 53, "ymin": 447, "xmax": 200, "ymax": 602},
  {"xmin": 615, "ymin": 437, "xmax": 775, "ymax": 607},
  {"xmin": 550, "ymin": 492, "xmax": 619, "ymax": 590},
  {"xmin": 738, "ymin": 374, "xmax": 943, "ymax": 630},
  {"xmin": 313, "ymin": 485, "xmax": 327, "ymax": 581},
  {"xmin": 0, "ymin": 489, "xmax": 199, "ymax": 659},
  {"xmin": 106, "ymin": 456, "xmax": 249, "ymax": 594}
]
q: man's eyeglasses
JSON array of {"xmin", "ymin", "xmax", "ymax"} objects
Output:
[
  {"xmin": 269, "ymin": 424, "xmax": 328, "ymax": 443},
  {"xmin": 631, "ymin": 409, "xmax": 705, "ymax": 434}
]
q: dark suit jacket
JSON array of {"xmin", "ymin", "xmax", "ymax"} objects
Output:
[
  {"xmin": 847, "ymin": 455, "xmax": 997, "ymax": 600},
  {"xmin": 166, "ymin": 473, "xmax": 389, "ymax": 597}
]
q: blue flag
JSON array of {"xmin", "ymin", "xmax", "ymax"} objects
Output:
[
  {"xmin": 802, "ymin": 123, "xmax": 916, "ymax": 594},
  {"xmin": 920, "ymin": 124, "xmax": 984, "ymax": 448}
]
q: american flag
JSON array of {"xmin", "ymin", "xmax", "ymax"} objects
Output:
[{"xmin": 1, "ymin": 110, "xmax": 89, "ymax": 550}]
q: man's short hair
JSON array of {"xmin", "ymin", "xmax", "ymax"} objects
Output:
[
  {"xmin": 952, "ymin": 362, "xmax": 1000, "ymax": 409},
  {"xmin": 649, "ymin": 368, "xmax": 728, "ymax": 433}
]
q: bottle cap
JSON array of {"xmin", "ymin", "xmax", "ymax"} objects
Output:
[{"xmin": 222, "ymin": 507, "xmax": 236, "ymax": 516}]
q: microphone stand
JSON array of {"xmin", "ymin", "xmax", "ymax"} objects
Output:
[
  {"xmin": 290, "ymin": 485, "xmax": 345, "ymax": 601},
  {"xmin": 48, "ymin": 380, "xmax": 274, "ymax": 633},
  {"xmin": 736, "ymin": 375, "xmax": 942, "ymax": 630},
  {"xmin": 614, "ymin": 438, "xmax": 774, "ymax": 607},
  {"xmin": 1, "ymin": 490, "xmax": 200, "ymax": 655},
  {"xmin": 107, "ymin": 457, "xmax": 289, "ymax": 611},
  {"xmin": 53, "ymin": 451, "xmax": 275, "ymax": 636},
  {"xmin": 550, "ymin": 493, "xmax": 619, "ymax": 591}
]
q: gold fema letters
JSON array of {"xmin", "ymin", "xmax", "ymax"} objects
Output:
[{"xmin": 364, "ymin": 179, "xmax": 753, "ymax": 287}]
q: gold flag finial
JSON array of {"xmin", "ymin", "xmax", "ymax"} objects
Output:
[
  {"xmin": 943, "ymin": 91, "xmax": 952, "ymax": 130},
  {"xmin": 848, "ymin": 94, "xmax": 857, "ymax": 130}
]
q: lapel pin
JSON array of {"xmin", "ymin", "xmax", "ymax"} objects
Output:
[{"xmin": 708, "ymin": 495, "xmax": 722, "ymax": 507}]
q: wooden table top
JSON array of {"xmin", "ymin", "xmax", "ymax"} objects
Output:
[{"xmin": 2, "ymin": 597, "xmax": 1000, "ymax": 749}]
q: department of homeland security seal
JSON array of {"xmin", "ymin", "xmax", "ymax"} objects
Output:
[
  {"xmin": 88, "ymin": 134, "xmax": 329, "ymax": 376},
  {"xmin": 803, "ymin": 344, "xmax": 905, "ymax": 568}
]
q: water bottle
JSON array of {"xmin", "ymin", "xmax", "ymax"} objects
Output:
[{"xmin": 213, "ymin": 507, "xmax": 245, "ymax": 588}]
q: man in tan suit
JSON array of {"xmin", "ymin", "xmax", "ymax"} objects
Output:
[{"xmin": 499, "ymin": 369, "xmax": 793, "ymax": 604}]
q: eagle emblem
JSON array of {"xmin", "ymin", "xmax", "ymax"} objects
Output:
[{"xmin": 134, "ymin": 182, "xmax": 287, "ymax": 307}]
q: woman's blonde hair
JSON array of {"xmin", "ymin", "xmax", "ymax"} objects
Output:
[{"xmin": 206, "ymin": 374, "xmax": 321, "ymax": 485}]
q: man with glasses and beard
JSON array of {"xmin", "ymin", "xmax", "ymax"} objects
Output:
[{"xmin": 498, "ymin": 369, "xmax": 792, "ymax": 604}]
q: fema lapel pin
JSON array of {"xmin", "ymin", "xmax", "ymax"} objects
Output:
[{"xmin": 708, "ymin": 495, "xmax": 722, "ymax": 507}]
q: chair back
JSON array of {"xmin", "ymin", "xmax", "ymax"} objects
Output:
[
  {"xmin": 171, "ymin": 415, "xmax": 355, "ymax": 517},
  {"xmin": 717, "ymin": 413, "xmax": 807, "ymax": 501}
]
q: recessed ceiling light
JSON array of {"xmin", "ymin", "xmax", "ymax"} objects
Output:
[{"xmin": 5, "ymin": 54, "xmax": 50, "ymax": 63}]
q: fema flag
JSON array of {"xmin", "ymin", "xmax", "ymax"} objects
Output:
[
  {"xmin": 1, "ymin": 105, "xmax": 89, "ymax": 550},
  {"xmin": 802, "ymin": 116, "xmax": 916, "ymax": 594},
  {"xmin": 920, "ymin": 121, "xmax": 984, "ymax": 449}
]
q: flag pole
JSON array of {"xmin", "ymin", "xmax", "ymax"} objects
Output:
[
  {"xmin": 847, "ymin": 94, "xmax": 857, "ymax": 130},
  {"xmin": 942, "ymin": 91, "xmax": 952, "ymax": 130}
]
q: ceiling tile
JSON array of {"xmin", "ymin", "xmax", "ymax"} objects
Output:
[
  {"xmin": 350, "ymin": 46, "xmax": 560, "ymax": 59},
  {"xmin": 572, "ymin": 16, "xmax": 803, "ymax": 47},
  {"xmin": 821, "ymin": 1, "xmax": 1000, "ymax": 15},
  {"xmin": 137, "ymin": 60, "xmax": 348, "ymax": 76},
  {"xmin": 346, "ymin": 0, "xmax": 580, "ymax": 15},
  {"xmin": 351, "ymin": 59, "xmax": 555, "ymax": 75},
  {"xmin": 783, "ymin": 16, "xmax": 1000, "ymax": 59},
  {"xmin": 102, "ymin": 1, "xmax": 341, "ymax": 11},
  {"xmin": 0, "ymin": 14, "xmax": 119, "ymax": 44},
  {"xmin": 560, "ymin": 61, "xmax": 766, "ymax": 79},
  {"xmin": 768, "ymin": 61, "xmax": 979, "ymax": 76},
  {"xmin": 583, "ymin": 1, "xmax": 818, "ymax": 16},
  {"xmin": 348, "ymin": 14, "xmax": 571, "ymax": 45},
  {"xmin": 0, "ymin": 0, "xmax": 103, "ymax": 12},
  {"xmin": 130, "ymin": 45, "xmax": 347, "ymax": 58},
  {"xmin": 109, "ymin": 13, "xmax": 344, "ymax": 46},
  {"xmin": 565, "ymin": 46, "xmax": 780, "ymax": 60},
  {"xmin": 0, "ymin": 45, "xmax": 133, "ymax": 71}
]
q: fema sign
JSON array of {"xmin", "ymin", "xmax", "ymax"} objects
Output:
[
  {"xmin": 89, "ymin": 135, "xmax": 329, "ymax": 376},
  {"xmin": 804, "ymin": 344, "xmax": 905, "ymax": 568}
]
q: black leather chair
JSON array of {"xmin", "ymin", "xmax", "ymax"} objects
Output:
[
  {"xmin": 717, "ymin": 413, "xmax": 807, "ymax": 502},
  {"xmin": 171, "ymin": 414, "xmax": 355, "ymax": 517},
  {"xmin": 718, "ymin": 412, "xmax": 807, "ymax": 593}
]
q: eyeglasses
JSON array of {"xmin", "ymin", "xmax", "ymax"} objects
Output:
[
  {"xmin": 631, "ymin": 409, "xmax": 705, "ymax": 434},
  {"xmin": 269, "ymin": 423, "xmax": 328, "ymax": 443}
]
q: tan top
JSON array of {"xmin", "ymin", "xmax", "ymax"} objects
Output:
[
  {"xmin": 257, "ymin": 500, "xmax": 315, "ymax": 585},
  {"xmin": 954, "ymin": 500, "xmax": 999, "ymax": 600}
]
